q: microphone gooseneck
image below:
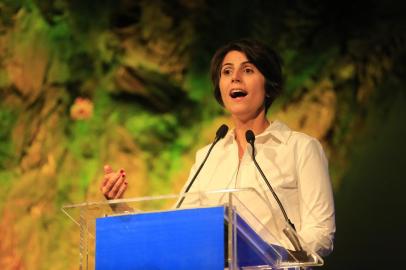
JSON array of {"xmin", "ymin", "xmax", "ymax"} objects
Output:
[
  {"xmin": 245, "ymin": 130, "xmax": 303, "ymax": 252},
  {"xmin": 176, "ymin": 124, "xmax": 229, "ymax": 208}
]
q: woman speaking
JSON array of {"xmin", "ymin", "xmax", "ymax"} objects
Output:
[{"xmin": 100, "ymin": 39, "xmax": 336, "ymax": 257}]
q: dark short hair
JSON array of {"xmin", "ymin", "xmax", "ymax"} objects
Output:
[{"xmin": 210, "ymin": 39, "xmax": 283, "ymax": 112}]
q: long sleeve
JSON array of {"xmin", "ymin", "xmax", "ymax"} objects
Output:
[{"xmin": 296, "ymin": 138, "xmax": 336, "ymax": 256}]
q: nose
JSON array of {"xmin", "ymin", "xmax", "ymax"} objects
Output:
[{"xmin": 231, "ymin": 69, "xmax": 242, "ymax": 82}]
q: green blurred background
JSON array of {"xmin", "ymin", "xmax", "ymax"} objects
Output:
[{"xmin": 0, "ymin": 0, "xmax": 405, "ymax": 269}]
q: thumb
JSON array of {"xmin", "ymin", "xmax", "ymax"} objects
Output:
[{"xmin": 104, "ymin": 164, "xmax": 113, "ymax": 174}]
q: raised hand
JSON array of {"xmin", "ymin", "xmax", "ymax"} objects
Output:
[{"xmin": 100, "ymin": 164, "xmax": 128, "ymax": 199}]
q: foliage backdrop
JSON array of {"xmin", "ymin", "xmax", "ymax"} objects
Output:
[{"xmin": 0, "ymin": 0, "xmax": 405, "ymax": 269}]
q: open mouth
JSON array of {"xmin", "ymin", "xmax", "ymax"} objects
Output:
[{"xmin": 230, "ymin": 89, "xmax": 248, "ymax": 98}]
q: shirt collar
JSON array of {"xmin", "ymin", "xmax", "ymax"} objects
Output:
[{"xmin": 222, "ymin": 120, "xmax": 292, "ymax": 146}]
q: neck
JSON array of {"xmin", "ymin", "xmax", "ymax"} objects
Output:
[{"xmin": 232, "ymin": 110, "xmax": 270, "ymax": 159}]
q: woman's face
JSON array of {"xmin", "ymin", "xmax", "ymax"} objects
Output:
[{"xmin": 219, "ymin": 50, "xmax": 266, "ymax": 120}]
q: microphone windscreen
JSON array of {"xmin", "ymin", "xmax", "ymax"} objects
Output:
[
  {"xmin": 216, "ymin": 124, "xmax": 229, "ymax": 139},
  {"xmin": 245, "ymin": 130, "xmax": 255, "ymax": 144}
]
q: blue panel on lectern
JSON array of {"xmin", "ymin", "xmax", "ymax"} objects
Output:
[
  {"xmin": 234, "ymin": 214, "xmax": 298, "ymax": 270},
  {"xmin": 234, "ymin": 213, "xmax": 284, "ymax": 267},
  {"xmin": 95, "ymin": 206, "xmax": 225, "ymax": 270}
]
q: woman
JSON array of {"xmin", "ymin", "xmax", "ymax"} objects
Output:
[{"xmin": 100, "ymin": 39, "xmax": 335, "ymax": 257}]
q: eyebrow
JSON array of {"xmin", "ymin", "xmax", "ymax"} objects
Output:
[{"xmin": 221, "ymin": 60, "xmax": 253, "ymax": 68}]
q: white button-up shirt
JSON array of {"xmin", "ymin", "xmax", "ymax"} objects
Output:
[{"xmin": 180, "ymin": 120, "xmax": 335, "ymax": 256}]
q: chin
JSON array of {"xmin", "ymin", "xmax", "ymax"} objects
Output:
[
  {"xmin": 225, "ymin": 105, "xmax": 247, "ymax": 115},
  {"xmin": 227, "ymin": 106, "xmax": 265, "ymax": 120},
  {"xmin": 230, "ymin": 110, "xmax": 258, "ymax": 120}
]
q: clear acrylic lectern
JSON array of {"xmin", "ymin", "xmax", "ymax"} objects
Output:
[{"xmin": 62, "ymin": 188, "xmax": 323, "ymax": 269}]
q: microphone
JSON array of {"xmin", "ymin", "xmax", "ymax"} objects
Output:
[
  {"xmin": 176, "ymin": 124, "xmax": 229, "ymax": 208},
  {"xmin": 245, "ymin": 130, "xmax": 303, "ymax": 252}
]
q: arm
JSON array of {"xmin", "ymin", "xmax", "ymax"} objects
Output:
[{"xmin": 296, "ymin": 139, "xmax": 336, "ymax": 256}]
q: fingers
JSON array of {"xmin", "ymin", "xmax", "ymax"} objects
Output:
[
  {"xmin": 114, "ymin": 181, "xmax": 128, "ymax": 199},
  {"xmin": 110, "ymin": 171, "xmax": 126, "ymax": 196},
  {"xmin": 103, "ymin": 173, "xmax": 121, "ymax": 196},
  {"xmin": 102, "ymin": 164, "xmax": 114, "ymax": 187},
  {"xmin": 101, "ymin": 167, "xmax": 128, "ymax": 199},
  {"xmin": 102, "ymin": 171, "xmax": 119, "ymax": 192}
]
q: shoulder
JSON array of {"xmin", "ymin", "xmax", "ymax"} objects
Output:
[
  {"xmin": 289, "ymin": 130, "xmax": 321, "ymax": 149},
  {"xmin": 271, "ymin": 120, "xmax": 319, "ymax": 146},
  {"xmin": 272, "ymin": 120, "xmax": 326, "ymax": 157},
  {"xmin": 289, "ymin": 132, "xmax": 328, "ymax": 170}
]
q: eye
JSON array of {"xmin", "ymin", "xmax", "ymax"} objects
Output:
[
  {"xmin": 221, "ymin": 68, "xmax": 232, "ymax": 76},
  {"xmin": 243, "ymin": 67, "xmax": 254, "ymax": 74}
]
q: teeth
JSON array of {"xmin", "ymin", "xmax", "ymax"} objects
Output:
[{"xmin": 230, "ymin": 89, "xmax": 247, "ymax": 98}]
